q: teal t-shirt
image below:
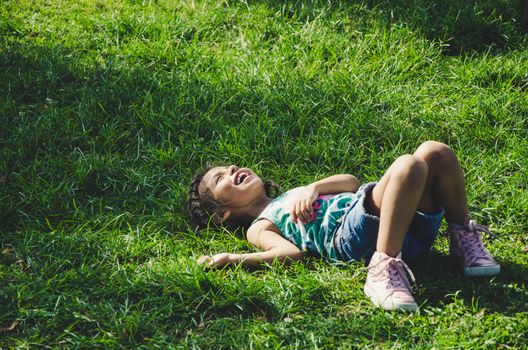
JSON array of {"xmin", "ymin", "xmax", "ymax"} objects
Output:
[{"xmin": 253, "ymin": 187, "xmax": 358, "ymax": 262}]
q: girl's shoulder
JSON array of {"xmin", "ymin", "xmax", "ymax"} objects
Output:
[
  {"xmin": 247, "ymin": 218, "xmax": 283, "ymax": 247},
  {"xmin": 248, "ymin": 218, "xmax": 281, "ymax": 235}
]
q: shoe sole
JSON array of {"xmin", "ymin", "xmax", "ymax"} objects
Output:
[
  {"xmin": 463, "ymin": 265, "xmax": 501, "ymax": 277},
  {"xmin": 449, "ymin": 250, "xmax": 501, "ymax": 277},
  {"xmin": 364, "ymin": 285, "xmax": 418, "ymax": 312}
]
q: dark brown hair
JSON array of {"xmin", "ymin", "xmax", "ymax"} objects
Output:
[{"xmin": 187, "ymin": 166, "xmax": 280, "ymax": 229}]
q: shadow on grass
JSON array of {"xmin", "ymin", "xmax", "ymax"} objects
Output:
[
  {"xmin": 412, "ymin": 251, "xmax": 527, "ymax": 315},
  {"xmin": 0, "ymin": 42, "xmax": 207, "ymax": 230},
  {"xmin": 364, "ymin": 0, "xmax": 528, "ymax": 55},
  {"xmin": 0, "ymin": 40, "xmax": 411, "ymax": 230},
  {"xmin": 253, "ymin": 0, "xmax": 528, "ymax": 55}
]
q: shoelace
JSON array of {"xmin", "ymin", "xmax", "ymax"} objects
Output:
[
  {"xmin": 388, "ymin": 258, "xmax": 416, "ymax": 290},
  {"xmin": 468, "ymin": 220, "xmax": 499, "ymax": 239},
  {"xmin": 454, "ymin": 220, "xmax": 495, "ymax": 265},
  {"xmin": 369, "ymin": 255, "xmax": 416, "ymax": 290}
]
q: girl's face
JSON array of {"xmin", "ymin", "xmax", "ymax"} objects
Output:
[{"xmin": 200, "ymin": 165, "xmax": 266, "ymax": 210}]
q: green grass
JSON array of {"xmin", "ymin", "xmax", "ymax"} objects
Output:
[{"xmin": 1, "ymin": 0, "xmax": 527, "ymax": 348}]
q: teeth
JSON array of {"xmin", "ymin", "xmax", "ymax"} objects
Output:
[{"xmin": 237, "ymin": 171, "xmax": 248, "ymax": 185}]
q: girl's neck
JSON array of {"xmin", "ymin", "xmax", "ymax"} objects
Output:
[
  {"xmin": 228, "ymin": 196, "xmax": 273, "ymax": 229},
  {"xmin": 241, "ymin": 196, "xmax": 273, "ymax": 222}
]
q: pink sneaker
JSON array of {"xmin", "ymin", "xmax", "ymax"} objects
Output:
[
  {"xmin": 364, "ymin": 251, "xmax": 418, "ymax": 312},
  {"xmin": 448, "ymin": 220, "xmax": 501, "ymax": 277}
]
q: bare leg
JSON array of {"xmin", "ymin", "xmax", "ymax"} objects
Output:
[
  {"xmin": 413, "ymin": 141, "xmax": 469, "ymax": 225},
  {"xmin": 412, "ymin": 143, "xmax": 500, "ymax": 277},
  {"xmin": 365, "ymin": 141, "xmax": 470, "ymax": 257},
  {"xmin": 365, "ymin": 155, "xmax": 429, "ymax": 257}
]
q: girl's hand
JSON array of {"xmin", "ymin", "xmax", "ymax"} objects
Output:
[
  {"xmin": 290, "ymin": 184, "xmax": 319, "ymax": 224},
  {"xmin": 197, "ymin": 253, "xmax": 234, "ymax": 268}
]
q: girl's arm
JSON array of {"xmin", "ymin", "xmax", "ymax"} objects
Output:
[
  {"xmin": 197, "ymin": 221, "xmax": 303, "ymax": 268},
  {"xmin": 309, "ymin": 174, "xmax": 360, "ymax": 195},
  {"xmin": 291, "ymin": 174, "xmax": 360, "ymax": 223}
]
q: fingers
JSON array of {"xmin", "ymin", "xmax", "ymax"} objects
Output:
[
  {"xmin": 197, "ymin": 255, "xmax": 212, "ymax": 265},
  {"xmin": 197, "ymin": 253, "xmax": 231, "ymax": 268},
  {"xmin": 299, "ymin": 201, "xmax": 310, "ymax": 223},
  {"xmin": 304, "ymin": 198, "xmax": 314, "ymax": 217},
  {"xmin": 292, "ymin": 203, "xmax": 304, "ymax": 223},
  {"xmin": 295, "ymin": 203, "xmax": 303, "ymax": 223},
  {"xmin": 291, "ymin": 201, "xmax": 313, "ymax": 224},
  {"xmin": 288, "ymin": 189, "xmax": 318, "ymax": 224}
]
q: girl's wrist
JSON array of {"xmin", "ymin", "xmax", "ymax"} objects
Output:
[
  {"xmin": 229, "ymin": 253, "xmax": 242, "ymax": 264},
  {"xmin": 309, "ymin": 183, "xmax": 320, "ymax": 196}
]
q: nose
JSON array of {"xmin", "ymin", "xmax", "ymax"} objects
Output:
[{"xmin": 228, "ymin": 165, "xmax": 238, "ymax": 175}]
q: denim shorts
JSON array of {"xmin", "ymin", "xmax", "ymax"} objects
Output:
[{"xmin": 334, "ymin": 182, "xmax": 444, "ymax": 264}]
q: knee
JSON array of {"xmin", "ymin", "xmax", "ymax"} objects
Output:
[
  {"xmin": 392, "ymin": 154, "xmax": 428, "ymax": 183},
  {"xmin": 414, "ymin": 141, "xmax": 456, "ymax": 166}
]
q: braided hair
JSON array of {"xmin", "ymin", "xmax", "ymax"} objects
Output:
[{"xmin": 187, "ymin": 167, "xmax": 280, "ymax": 229}]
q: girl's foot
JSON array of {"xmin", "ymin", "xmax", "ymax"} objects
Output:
[
  {"xmin": 364, "ymin": 251, "xmax": 418, "ymax": 312},
  {"xmin": 448, "ymin": 220, "xmax": 501, "ymax": 277}
]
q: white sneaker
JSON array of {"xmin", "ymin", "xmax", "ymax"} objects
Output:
[{"xmin": 364, "ymin": 251, "xmax": 418, "ymax": 312}]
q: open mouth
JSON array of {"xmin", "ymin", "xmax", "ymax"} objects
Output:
[{"xmin": 235, "ymin": 170, "xmax": 251, "ymax": 185}]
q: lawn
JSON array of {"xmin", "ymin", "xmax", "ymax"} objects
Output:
[{"xmin": 1, "ymin": 0, "xmax": 527, "ymax": 348}]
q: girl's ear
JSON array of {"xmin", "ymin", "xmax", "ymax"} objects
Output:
[{"xmin": 212, "ymin": 210, "xmax": 231, "ymax": 225}]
